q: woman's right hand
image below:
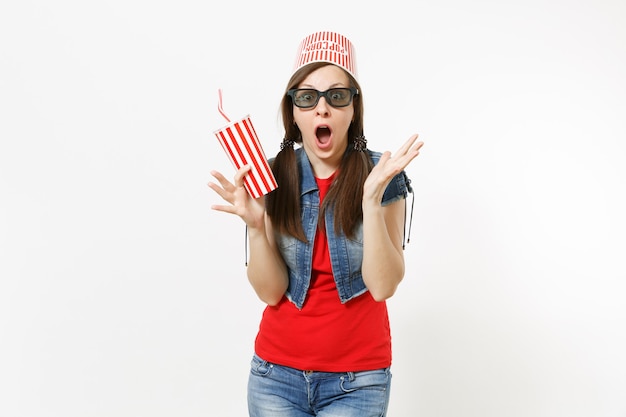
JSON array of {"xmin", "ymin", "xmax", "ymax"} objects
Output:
[{"xmin": 208, "ymin": 165, "xmax": 266, "ymax": 230}]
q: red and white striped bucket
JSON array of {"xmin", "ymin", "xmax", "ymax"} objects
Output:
[
  {"xmin": 293, "ymin": 31, "xmax": 358, "ymax": 80},
  {"xmin": 214, "ymin": 115, "xmax": 277, "ymax": 199}
]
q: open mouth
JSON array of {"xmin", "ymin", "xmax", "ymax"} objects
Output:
[{"xmin": 316, "ymin": 126, "xmax": 331, "ymax": 145}]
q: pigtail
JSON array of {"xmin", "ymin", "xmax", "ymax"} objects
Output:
[
  {"xmin": 266, "ymin": 139, "xmax": 307, "ymax": 242},
  {"xmin": 321, "ymin": 147, "xmax": 373, "ymax": 239}
]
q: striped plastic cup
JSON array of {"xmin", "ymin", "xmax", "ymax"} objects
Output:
[{"xmin": 214, "ymin": 115, "xmax": 277, "ymax": 199}]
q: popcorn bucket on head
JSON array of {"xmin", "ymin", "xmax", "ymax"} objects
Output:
[
  {"xmin": 214, "ymin": 90, "xmax": 277, "ymax": 199},
  {"xmin": 293, "ymin": 31, "xmax": 358, "ymax": 80}
]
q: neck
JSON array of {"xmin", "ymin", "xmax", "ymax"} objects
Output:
[{"xmin": 304, "ymin": 145, "xmax": 346, "ymax": 179}]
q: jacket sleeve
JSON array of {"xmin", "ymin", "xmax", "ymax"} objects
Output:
[{"xmin": 381, "ymin": 170, "xmax": 412, "ymax": 206}]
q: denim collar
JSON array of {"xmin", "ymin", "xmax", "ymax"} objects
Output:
[{"xmin": 296, "ymin": 147, "xmax": 320, "ymax": 197}]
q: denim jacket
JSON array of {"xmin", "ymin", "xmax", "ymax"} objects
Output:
[{"xmin": 274, "ymin": 147, "xmax": 413, "ymax": 310}]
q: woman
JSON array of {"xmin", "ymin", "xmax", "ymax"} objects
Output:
[{"xmin": 209, "ymin": 31, "xmax": 424, "ymax": 417}]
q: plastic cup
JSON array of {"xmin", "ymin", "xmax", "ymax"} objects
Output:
[{"xmin": 214, "ymin": 114, "xmax": 277, "ymax": 199}]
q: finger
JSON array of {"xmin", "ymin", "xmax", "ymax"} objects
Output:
[
  {"xmin": 397, "ymin": 146, "xmax": 422, "ymax": 168},
  {"xmin": 396, "ymin": 135, "xmax": 423, "ymax": 163},
  {"xmin": 234, "ymin": 165, "xmax": 252, "ymax": 188},
  {"xmin": 405, "ymin": 140, "xmax": 424, "ymax": 160},
  {"xmin": 414, "ymin": 140, "xmax": 424, "ymax": 151},
  {"xmin": 386, "ymin": 141, "xmax": 423, "ymax": 173},
  {"xmin": 392, "ymin": 134, "xmax": 420, "ymax": 157},
  {"xmin": 211, "ymin": 203, "xmax": 238, "ymax": 215},
  {"xmin": 210, "ymin": 170, "xmax": 235, "ymax": 190},
  {"xmin": 207, "ymin": 180, "xmax": 230, "ymax": 201},
  {"xmin": 377, "ymin": 150, "xmax": 392, "ymax": 165}
]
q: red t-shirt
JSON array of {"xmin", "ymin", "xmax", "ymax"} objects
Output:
[{"xmin": 254, "ymin": 173, "xmax": 392, "ymax": 372}]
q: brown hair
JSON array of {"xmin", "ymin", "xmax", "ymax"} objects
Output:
[{"xmin": 266, "ymin": 62, "xmax": 373, "ymax": 241}]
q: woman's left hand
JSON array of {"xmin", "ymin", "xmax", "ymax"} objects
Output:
[{"xmin": 363, "ymin": 134, "xmax": 423, "ymax": 204}]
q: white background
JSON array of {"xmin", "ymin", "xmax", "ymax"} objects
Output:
[{"xmin": 1, "ymin": 0, "xmax": 625, "ymax": 416}]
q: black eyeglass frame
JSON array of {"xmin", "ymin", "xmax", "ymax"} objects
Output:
[{"xmin": 287, "ymin": 87, "xmax": 359, "ymax": 108}]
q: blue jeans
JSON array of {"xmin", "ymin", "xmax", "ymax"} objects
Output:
[{"xmin": 247, "ymin": 354, "xmax": 392, "ymax": 417}]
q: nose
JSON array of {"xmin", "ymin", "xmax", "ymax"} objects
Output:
[{"xmin": 315, "ymin": 96, "xmax": 331, "ymax": 115}]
